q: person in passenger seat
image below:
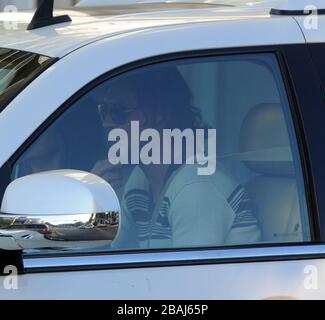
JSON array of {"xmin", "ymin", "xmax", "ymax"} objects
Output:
[{"xmin": 93, "ymin": 65, "xmax": 262, "ymax": 249}]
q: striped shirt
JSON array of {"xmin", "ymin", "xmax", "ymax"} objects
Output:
[{"xmin": 121, "ymin": 164, "xmax": 261, "ymax": 249}]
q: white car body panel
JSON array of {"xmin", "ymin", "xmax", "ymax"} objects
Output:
[
  {"xmin": 0, "ymin": 9, "xmax": 238, "ymax": 58},
  {"xmin": 0, "ymin": 17, "xmax": 305, "ymax": 167},
  {"xmin": 273, "ymin": 0, "xmax": 325, "ymax": 11},
  {"xmin": 295, "ymin": 15, "xmax": 325, "ymax": 43},
  {"xmin": 76, "ymin": 0, "xmax": 283, "ymax": 8},
  {"xmin": 77, "ymin": 0, "xmax": 235, "ymax": 5},
  {"xmin": 0, "ymin": 258, "xmax": 322, "ymax": 300},
  {"xmin": 272, "ymin": 0, "xmax": 325, "ymax": 44},
  {"xmin": 0, "ymin": 4, "xmax": 287, "ymax": 58}
]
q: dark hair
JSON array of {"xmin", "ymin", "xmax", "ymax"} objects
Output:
[{"xmin": 114, "ymin": 64, "xmax": 203, "ymax": 130}]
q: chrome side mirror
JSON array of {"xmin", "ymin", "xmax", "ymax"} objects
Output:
[{"xmin": 0, "ymin": 170, "xmax": 120, "ymax": 253}]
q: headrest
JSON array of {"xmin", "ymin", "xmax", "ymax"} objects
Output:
[{"xmin": 239, "ymin": 103, "xmax": 294, "ymax": 176}]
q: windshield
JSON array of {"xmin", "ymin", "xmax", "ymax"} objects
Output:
[{"xmin": 0, "ymin": 48, "xmax": 54, "ymax": 112}]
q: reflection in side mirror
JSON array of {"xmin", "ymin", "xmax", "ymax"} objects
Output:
[{"xmin": 0, "ymin": 170, "xmax": 121, "ymax": 253}]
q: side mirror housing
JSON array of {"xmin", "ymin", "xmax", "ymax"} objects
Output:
[{"xmin": 0, "ymin": 170, "xmax": 120, "ymax": 252}]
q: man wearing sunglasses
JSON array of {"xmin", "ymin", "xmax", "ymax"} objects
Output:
[
  {"xmin": 92, "ymin": 65, "xmax": 261, "ymax": 250},
  {"xmin": 92, "ymin": 82, "xmax": 141, "ymax": 196}
]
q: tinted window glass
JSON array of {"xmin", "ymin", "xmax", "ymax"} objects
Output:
[
  {"xmin": 0, "ymin": 48, "xmax": 52, "ymax": 111},
  {"xmin": 12, "ymin": 53, "xmax": 310, "ymax": 253}
]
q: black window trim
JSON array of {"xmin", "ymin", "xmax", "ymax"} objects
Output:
[
  {"xmin": 276, "ymin": 44, "xmax": 320, "ymax": 241},
  {"xmin": 0, "ymin": 43, "xmax": 323, "ymax": 273}
]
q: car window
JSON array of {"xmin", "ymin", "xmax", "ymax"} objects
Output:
[
  {"xmin": 11, "ymin": 53, "xmax": 310, "ymax": 253},
  {"xmin": 0, "ymin": 48, "xmax": 52, "ymax": 111}
]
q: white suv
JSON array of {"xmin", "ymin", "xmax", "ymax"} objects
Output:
[{"xmin": 0, "ymin": 0, "xmax": 325, "ymax": 300}]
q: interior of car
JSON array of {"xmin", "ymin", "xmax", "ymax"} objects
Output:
[{"xmin": 12, "ymin": 53, "xmax": 310, "ymax": 245}]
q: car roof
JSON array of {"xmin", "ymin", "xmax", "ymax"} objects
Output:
[{"xmin": 0, "ymin": 1, "xmax": 288, "ymax": 58}]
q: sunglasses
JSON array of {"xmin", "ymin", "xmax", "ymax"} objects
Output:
[{"xmin": 98, "ymin": 102, "xmax": 137, "ymax": 125}]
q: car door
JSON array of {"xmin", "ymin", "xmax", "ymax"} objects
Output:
[
  {"xmin": 0, "ymin": 17, "xmax": 325, "ymax": 299},
  {"xmin": 0, "ymin": 43, "xmax": 324, "ymax": 300}
]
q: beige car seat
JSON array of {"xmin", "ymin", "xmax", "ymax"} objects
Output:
[{"xmin": 239, "ymin": 103, "xmax": 304, "ymax": 242}]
